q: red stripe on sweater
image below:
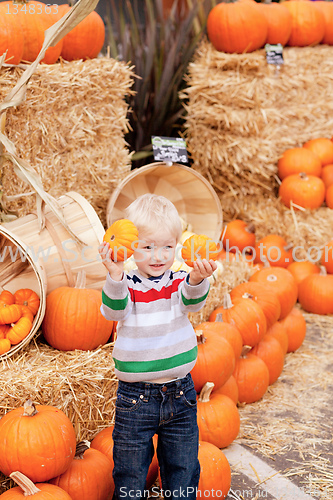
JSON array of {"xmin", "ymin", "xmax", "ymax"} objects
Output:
[{"xmin": 129, "ymin": 277, "xmax": 185, "ymax": 303}]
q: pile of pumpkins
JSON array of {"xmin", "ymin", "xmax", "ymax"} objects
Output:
[
  {"xmin": 221, "ymin": 218, "xmax": 333, "ymax": 315},
  {"xmin": 0, "ymin": 288, "xmax": 40, "ymax": 355},
  {"xmin": 0, "ymin": 0, "xmax": 105, "ymax": 65},
  {"xmin": 277, "ymin": 136, "xmax": 333, "ymax": 210},
  {"xmin": 207, "ymin": 0, "xmax": 333, "ymax": 54}
]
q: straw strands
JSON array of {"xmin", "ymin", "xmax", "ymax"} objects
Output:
[
  {"xmin": 1, "ymin": 57, "xmax": 135, "ymax": 226},
  {"xmin": 181, "ymin": 39, "xmax": 333, "ymax": 208}
]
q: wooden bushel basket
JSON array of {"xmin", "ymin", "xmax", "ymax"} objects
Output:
[
  {"xmin": 106, "ymin": 162, "xmax": 223, "ymax": 239},
  {"xmin": 0, "ymin": 227, "xmax": 47, "ymax": 360},
  {"xmin": 2, "ymin": 191, "xmax": 107, "ymax": 295}
]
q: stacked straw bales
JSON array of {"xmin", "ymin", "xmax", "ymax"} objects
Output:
[
  {"xmin": 1, "ymin": 57, "xmax": 135, "ymax": 226},
  {"xmin": 181, "ymin": 39, "xmax": 333, "ymax": 221}
]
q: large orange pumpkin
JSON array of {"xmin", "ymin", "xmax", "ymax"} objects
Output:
[
  {"xmin": 213, "ymin": 375, "xmax": 239, "ymax": 405},
  {"xmin": 253, "ymin": 234, "xmax": 293, "ymax": 269},
  {"xmin": 287, "ymin": 261, "xmax": 320, "ymax": 292},
  {"xmin": 249, "ymin": 267, "xmax": 298, "ymax": 319},
  {"xmin": 209, "ymin": 294, "xmax": 267, "ymax": 347},
  {"xmin": 258, "ymin": 3, "xmax": 292, "ymax": 46},
  {"xmin": 0, "ymin": 2, "xmax": 24, "ymax": 65},
  {"xmin": 197, "ymin": 382, "xmax": 240, "ymax": 449},
  {"xmin": 190, "ymin": 325, "xmax": 235, "ymax": 393},
  {"xmin": 266, "ymin": 321, "xmax": 289, "ymax": 356},
  {"xmin": 233, "ymin": 348, "xmax": 270, "ymax": 404},
  {"xmin": 1, "ymin": 471, "xmax": 72, "ymax": 499},
  {"xmin": 197, "ymin": 442, "xmax": 231, "ymax": 500},
  {"xmin": 49, "ymin": 441, "xmax": 114, "ymax": 500},
  {"xmin": 284, "ymin": 1, "xmax": 325, "ymax": 47},
  {"xmin": 42, "ymin": 270, "xmax": 113, "ymax": 351},
  {"xmin": 279, "ymin": 307, "xmax": 306, "ymax": 353},
  {"xmin": 314, "ymin": 1, "xmax": 333, "ymax": 45},
  {"xmin": 298, "ymin": 267, "xmax": 333, "ymax": 315},
  {"xmin": 221, "ymin": 219, "xmax": 256, "ymax": 254},
  {"xmin": 57, "ymin": 5, "xmax": 105, "ymax": 61},
  {"xmin": 207, "ymin": 2, "xmax": 268, "ymax": 54},
  {"xmin": 0, "ymin": 400, "xmax": 76, "ymax": 483},
  {"xmin": 251, "ymin": 334, "xmax": 285, "ymax": 385}
]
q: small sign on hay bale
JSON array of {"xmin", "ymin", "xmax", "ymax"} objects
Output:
[
  {"xmin": 1, "ymin": 57, "xmax": 135, "ymax": 227},
  {"xmin": 181, "ymin": 39, "xmax": 333, "ymax": 212}
]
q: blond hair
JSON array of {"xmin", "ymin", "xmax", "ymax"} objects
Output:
[{"xmin": 125, "ymin": 194, "xmax": 182, "ymax": 242}]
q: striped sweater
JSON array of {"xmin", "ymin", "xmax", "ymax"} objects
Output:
[{"xmin": 101, "ymin": 269, "xmax": 210, "ymax": 382}]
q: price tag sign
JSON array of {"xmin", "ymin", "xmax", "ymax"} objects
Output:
[
  {"xmin": 265, "ymin": 43, "xmax": 284, "ymax": 66},
  {"xmin": 152, "ymin": 136, "xmax": 188, "ymax": 164}
]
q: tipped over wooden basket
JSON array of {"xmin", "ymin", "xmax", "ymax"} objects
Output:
[
  {"xmin": 0, "ymin": 227, "xmax": 47, "ymax": 360},
  {"xmin": 106, "ymin": 162, "xmax": 223, "ymax": 239}
]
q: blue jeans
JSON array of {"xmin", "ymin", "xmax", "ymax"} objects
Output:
[{"xmin": 113, "ymin": 373, "xmax": 200, "ymax": 500}]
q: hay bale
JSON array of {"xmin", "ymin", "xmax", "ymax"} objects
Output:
[
  {"xmin": 1, "ymin": 57, "xmax": 136, "ymax": 227},
  {"xmin": 181, "ymin": 39, "xmax": 333, "ymax": 205}
]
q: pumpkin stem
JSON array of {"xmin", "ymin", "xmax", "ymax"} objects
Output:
[
  {"xmin": 9, "ymin": 471, "xmax": 41, "ymax": 495},
  {"xmin": 222, "ymin": 293, "xmax": 233, "ymax": 310},
  {"xmin": 242, "ymin": 292, "xmax": 254, "ymax": 300},
  {"xmin": 75, "ymin": 270, "xmax": 86, "ymax": 289},
  {"xmin": 195, "ymin": 330, "xmax": 206, "ymax": 344},
  {"xmin": 245, "ymin": 223, "xmax": 255, "ymax": 234},
  {"xmin": 241, "ymin": 345, "xmax": 252, "ymax": 358},
  {"xmin": 198, "ymin": 382, "xmax": 215, "ymax": 402},
  {"xmin": 299, "ymin": 172, "xmax": 308, "ymax": 180},
  {"xmin": 215, "ymin": 313, "xmax": 223, "ymax": 323},
  {"xmin": 23, "ymin": 399, "xmax": 38, "ymax": 417},
  {"xmin": 266, "ymin": 274, "xmax": 278, "ymax": 282},
  {"xmin": 75, "ymin": 440, "xmax": 90, "ymax": 459}
]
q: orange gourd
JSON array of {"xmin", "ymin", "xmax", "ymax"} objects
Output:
[
  {"xmin": 19, "ymin": 305, "xmax": 35, "ymax": 322},
  {"xmin": 49, "ymin": 441, "xmax": 114, "ymax": 500},
  {"xmin": 0, "ymin": 471, "xmax": 72, "ymax": 499},
  {"xmin": 279, "ymin": 173, "xmax": 325, "ymax": 210},
  {"xmin": 197, "ymin": 382, "xmax": 240, "ymax": 449},
  {"xmin": 209, "ymin": 294, "xmax": 267, "ymax": 347},
  {"xmin": 6, "ymin": 317, "xmax": 33, "ymax": 345},
  {"xmin": 0, "ymin": 324, "xmax": 10, "ymax": 339},
  {"xmin": 298, "ymin": 267, "xmax": 333, "ymax": 315},
  {"xmin": 277, "ymin": 147, "xmax": 322, "ymax": 180},
  {"xmin": 284, "ymin": 1, "xmax": 325, "ymax": 47},
  {"xmin": 233, "ymin": 348, "xmax": 270, "ymax": 404},
  {"xmin": 0, "ymin": 290, "xmax": 15, "ymax": 306},
  {"xmin": 251, "ymin": 334, "xmax": 285, "ymax": 385},
  {"xmin": 0, "ymin": 304, "xmax": 22, "ymax": 325},
  {"xmin": 254, "ymin": 234, "xmax": 293, "ymax": 268},
  {"xmin": 181, "ymin": 234, "xmax": 219, "ymax": 267},
  {"xmin": 0, "ymin": 399, "xmax": 76, "ymax": 482},
  {"xmin": 304, "ymin": 137, "xmax": 333, "ymax": 166},
  {"xmin": 259, "ymin": 3, "xmax": 292, "ymax": 46},
  {"xmin": 103, "ymin": 219, "xmax": 138, "ymax": 262},
  {"xmin": 279, "ymin": 307, "xmax": 306, "ymax": 352},
  {"xmin": 207, "ymin": 2, "xmax": 268, "ymax": 54},
  {"xmin": 197, "ymin": 442, "xmax": 231, "ymax": 500},
  {"xmin": 14, "ymin": 288, "xmax": 40, "ymax": 315},
  {"xmin": 57, "ymin": 5, "xmax": 105, "ymax": 61},
  {"xmin": 190, "ymin": 326, "xmax": 235, "ymax": 393},
  {"xmin": 221, "ymin": 219, "xmax": 256, "ymax": 254},
  {"xmin": 42, "ymin": 270, "xmax": 113, "ymax": 351},
  {"xmin": 249, "ymin": 267, "xmax": 298, "ymax": 319},
  {"xmin": 230, "ymin": 281, "xmax": 281, "ymax": 329}
]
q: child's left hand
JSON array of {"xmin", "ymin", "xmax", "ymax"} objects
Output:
[{"xmin": 188, "ymin": 259, "xmax": 217, "ymax": 286}]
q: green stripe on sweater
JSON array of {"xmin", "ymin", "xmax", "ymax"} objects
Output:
[
  {"xmin": 114, "ymin": 346, "xmax": 198, "ymax": 373},
  {"xmin": 181, "ymin": 288, "xmax": 209, "ymax": 306},
  {"xmin": 102, "ymin": 290, "xmax": 128, "ymax": 310}
]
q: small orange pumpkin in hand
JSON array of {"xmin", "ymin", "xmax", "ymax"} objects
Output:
[
  {"xmin": 181, "ymin": 234, "xmax": 219, "ymax": 267},
  {"xmin": 103, "ymin": 219, "xmax": 139, "ymax": 262}
]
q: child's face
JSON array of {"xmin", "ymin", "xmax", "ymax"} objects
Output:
[{"xmin": 133, "ymin": 230, "xmax": 177, "ymax": 278}]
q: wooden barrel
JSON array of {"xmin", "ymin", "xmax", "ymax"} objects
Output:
[
  {"xmin": 106, "ymin": 162, "xmax": 223, "ymax": 240},
  {"xmin": 2, "ymin": 191, "xmax": 107, "ymax": 294},
  {"xmin": 0, "ymin": 226, "xmax": 47, "ymax": 360}
]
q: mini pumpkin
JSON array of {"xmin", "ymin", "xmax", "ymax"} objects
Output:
[
  {"xmin": 0, "ymin": 290, "xmax": 15, "ymax": 306},
  {"xmin": 279, "ymin": 172, "xmax": 326, "ymax": 210},
  {"xmin": 321, "ymin": 164, "xmax": 333, "ymax": 188},
  {"xmin": 103, "ymin": 219, "xmax": 138, "ymax": 262},
  {"xmin": 0, "ymin": 338, "xmax": 11, "ymax": 356},
  {"xmin": 298, "ymin": 266, "xmax": 333, "ymax": 315},
  {"xmin": 277, "ymin": 147, "xmax": 322, "ymax": 180},
  {"xmin": 303, "ymin": 137, "xmax": 333, "ymax": 166},
  {"xmin": 14, "ymin": 288, "xmax": 40, "ymax": 315},
  {"xmin": 233, "ymin": 347, "xmax": 270, "ymax": 404},
  {"xmin": 251, "ymin": 334, "xmax": 285, "ymax": 385},
  {"xmin": 221, "ymin": 219, "xmax": 256, "ymax": 254},
  {"xmin": 181, "ymin": 234, "xmax": 219, "ymax": 267},
  {"xmin": 0, "ymin": 304, "xmax": 22, "ymax": 326},
  {"xmin": 6, "ymin": 317, "xmax": 33, "ymax": 345}
]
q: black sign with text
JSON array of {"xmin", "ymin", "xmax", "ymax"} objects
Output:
[{"xmin": 152, "ymin": 136, "xmax": 188, "ymax": 164}]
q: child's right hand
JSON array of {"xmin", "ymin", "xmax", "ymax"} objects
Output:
[{"xmin": 99, "ymin": 241, "xmax": 124, "ymax": 281}]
